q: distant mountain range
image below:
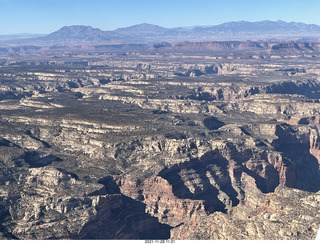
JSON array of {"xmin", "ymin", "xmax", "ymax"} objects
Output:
[{"xmin": 3, "ymin": 20, "xmax": 320, "ymax": 44}]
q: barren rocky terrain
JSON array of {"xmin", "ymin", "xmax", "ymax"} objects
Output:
[{"xmin": 0, "ymin": 42, "xmax": 320, "ymax": 240}]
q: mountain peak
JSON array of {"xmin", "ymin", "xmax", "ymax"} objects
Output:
[
  {"xmin": 47, "ymin": 25, "xmax": 104, "ymax": 39},
  {"xmin": 114, "ymin": 23, "xmax": 168, "ymax": 34}
]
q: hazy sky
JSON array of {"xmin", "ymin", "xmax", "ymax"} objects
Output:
[{"xmin": 1, "ymin": 0, "xmax": 320, "ymax": 34}]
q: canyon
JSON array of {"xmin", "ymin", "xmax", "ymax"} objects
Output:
[{"xmin": 0, "ymin": 40, "xmax": 320, "ymax": 240}]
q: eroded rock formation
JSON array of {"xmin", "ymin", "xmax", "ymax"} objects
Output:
[{"xmin": 0, "ymin": 43, "xmax": 320, "ymax": 239}]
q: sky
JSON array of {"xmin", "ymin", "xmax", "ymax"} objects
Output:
[{"xmin": 0, "ymin": 0, "xmax": 320, "ymax": 35}]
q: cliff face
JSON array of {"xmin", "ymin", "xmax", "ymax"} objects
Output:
[
  {"xmin": 157, "ymin": 42, "xmax": 320, "ymax": 54},
  {"xmin": 0, "ymin": 46, "xmax": 320, "ymax": 240},
  {"xmin": 170, "ymin": 185, "xmax": 320, "ymax": 240}
]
